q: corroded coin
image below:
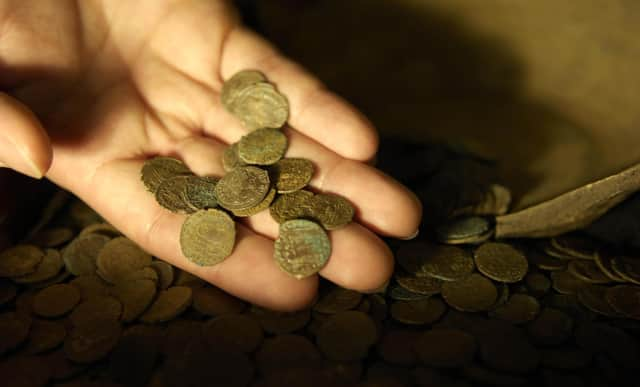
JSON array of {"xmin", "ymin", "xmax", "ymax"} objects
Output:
[
  {"xmin": 473, "ymin": 242, "xmax": 528, "ymax": 283},
  {"xmin": 13, "ymin": 249, "xmax": 64, "ymax": 284},
  {"xmin": 237, "ymin": 127, "xmax": 288, "ymax": 165},
  {"xmin": 155, "ymin": 175, "xmax": 195, "ymax": 214},
  {"xmin": 230, "ymin": 82, "xmax": 289, "ymax": 130},
  {"xmin": 436, "ymin": 216, "xmax": 494, "ymax": 245},
  {"xmin": 184, "ymin": 176, "xmax": 219, "ymax": 210},
  {"xmin": 316, "ymin": 311, "xmax": 378, "ymax": 362},
  {"xmin": 390, "ymin": 297, "xmax": 447, "ymax": 325},
  {"xmin": 221, "ymin": 69, "xmax": 266, "ymax": 110},
  {"xmin": 270, "ymin": 158, "xmax": 314, "ymax": 193},
  {"xmin": 111, "ymin": 279, "xmax": 157, "ymax": 322},
  {"xmin": 0, "ymin": 245, "xmax": 44, "ymax": 277},
  {"xmin": 96, "ymin": 237, "xmax": 152, "ymax": 284},
  {"xmin": 64, "ymin": 319, "xmax": 122, "ymax": 363},
  {"xmin": 141, "ymin": 157, "xmax": 192, "ymax": 193},
  {"xmin": 395, "ymin": 270, "xmax": 443, "ymax": 296},
  {"xmin": 441, "ymin": 273, "xmax": 497, "ymax": 312},
  {"xmin": 398, "ymin": 242, "xmax": 474, "ymax": 281},
  {"xmin": 180, "ymin": 209, "xmax": 236, "ymax": 266},
  {"xmin": 69, "ymin": 296, "xmax": 122, "ymax": 326},
  {"xmin": 215, "ymin": 166, "xmax": 270, "ymax": 211},
  {"xmin": 232, "ymin": 187, "xmax": 276, "ymax": 217},
  {"xmin": 222, "ymin": 143, "xmax": 247, "ymax": 172},
  {"xmin": 490, "ymin": 294, "xmax": 540, "ymax": 324},
  {"xmin": 269, "ymin": 189, "xmax": 315, "ymax": 223},
  {"xmin": 313, "ymin": 286, "xmax": 363, "ymax": 314},
  {"xmin": 274, "ymin": 219, "xmax": 331, "ymax": 279},
  {"xmin": 605, "ymin": 285, "xmax": 640, "ymax": 319},
  {"xmin": 62, "ymin": 233, "xmax": 110, "ymax": 276},
  {"xmin": 309, "ymin": 193, "xmax": 355, "ymax": 230},
  {"xmin": 139, "ymin": 286, "xmax": 193, "ymax": 323},
  {"xmin": 150, "ymin": 260, "xmax": 174, "ymax": 290},
  {"xmin": 567, "ymin": 260, "xmax": 611, "ymax": 284},
  {"xmin": 416, "ymin": 329, "xmax": 477, "ymax": 367},
  {"xmin": 32, "ymin": 284, "xmax": 80, "ymax": 318}
]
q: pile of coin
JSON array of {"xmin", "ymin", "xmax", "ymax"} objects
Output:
[{"xmin": 140, "ymin": 70, "xmax": 354, "ymax": 278}]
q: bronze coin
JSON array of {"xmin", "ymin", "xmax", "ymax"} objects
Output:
[
  {"xmin": 24, "ymin": 319, "xmax": 67, "ymax": 354},
  {"xmin": 551, "ymin": 270, "xmax": 588, "ymax": 295},
  {"xmin": 577, "ymin": 285, "xmax": 621, "ymax": 317},
  {"xmin": 192, "ymin": 286, "xmax": 246, "ymax": 316},
  {"xmin": 13, "ymin": 249, "xmax": 64, "ymax": 284},
  {"xmin": 96, "ymin": 237, "xmax": 152, "ymax": 284},
  {"xmin": 140, "ymin": 286, "xmax": 193, "ymax": 323},
  {"xmin": 567, "ymin": 260, "xmax": 611, "ymax": 284},
  {"xmin": 526, "ymin": 307, "xmax": 574, "ymax": 346},
  {"xmin": 215, "ymin": 166, "xmax": 270, "ymax": 211},
  {"xmin": 230, "ymin": 82, "xmax": 289, "ymax": 130},
  {"xmin": 180, "ymin": 209, "xmax": 236, "ymax": 266},
  {"xmin": 441, "ymin": 273, "xmax": 498, "ymax": 312},
  {"xmin": 398, "ymin": 242, "xmax": 474, "ymax": 281},
  {"xmin": 594, "ymin": 249, "xmax": 626, "ymax": 282},
  {"xmin": 203, "ymin": 314, "xmax": 264, "ymax": 353},
  {"xmin": 222, "ymin": 143, "xmax": 247, "ymax": 172},
  {"xmin": 111, "ymin": 279, "xmax": 157, "ymax": 323},
  {"xmin": 390, "ymin": 297, "xmax": 447, "ymax": 325},
  {"xmin": 32, "ymin": 284, "xmax": 81, "ymax": 318},
  {"xmin": 64, "ymin": 319, "xmax": 122, "ymax": 363},
  {"xmin": 313, "ymin": 285, "xmax": 363, "ymax": 314},
  {"xmin": 436, "ymin": 216, "xmax": 494, "ymax": 245},
  {"xmin": 490, "ymin": 294, "xmax": 540, "ymax": 324},
  {"xmin": 0, "ymin": 245, "xmax": 44, "ymax": 277},
  {"xmin": 0, "ymin": 312, "xmax": 31, "ymax": 355},
  {"xmin": 155, "ymin": 175, "xmax": 196, "ymax": 214},
  {"xmin": 237, "ymin": 127, "xmax": 288, "ymax": 165},
  {"xmin": 270, "ymin": 158, "xmax": 315, "ymax": 193},
  {"xmin": 474, "ymin": 242, "xmax": 528, "ymax": 283},
  {"xmin": 610, "ymin": 256, "xmax": 640, "ymax": 285},
  {"xmin": 274, "ymin": 219, "xmax": 331, "ymax": 279},
  {"xmin": 395, "ymin": 270, "xmax": 443, "ymax": 296},
  {"xmin": 269, "ymin": 189, "xmax": 315, "ymax": 223},
  {"xmin": 62, "ymin": 233, "xmax": 110, "ymax": 276},
  {"xmin": 232, "ymin": 187, "xmax": 276, "ymax": 217},
  {"xmin": 221, "ymin": 69, "xmax": 266, "ymax": 110},
  {"xmin": 184, "ymin": 175, "xmax": 219, "ymax": 210},
  {"xmin": 69, "ymin": 296, "xmax": 122, "ymax": 326},
  {"xmin": 141, "ymin": 156, "xmax": 192, "ymax": 193},
  {"xmin": 309, "ymin": 193, "xmax": 355, "ymax": 230}
]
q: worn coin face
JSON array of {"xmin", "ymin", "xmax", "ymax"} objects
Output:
[
  {"xmin": 0, "ymin": 245, "xmax": 44, "ymax": 277},
  {"xmin": 141, "ymin": 157, "xmax": 192, "ymax": 193},
  {"xmin": 215, "ymin": 166, "xmax": 270, "ymax": 211},
  {"xmin": 230, "ymin": 82, "xmax": 289, "ymax": 130},
  {"xmin": 183, "ymin": 176, "xmax": 219, "ymax": 210},
  {"xmin": 221, "ymin": 70, "xmax": 267, "ymax": 110},
  {"xmin": 398, "ymin": 242, "xmax": 474, "ymax": 281},
  {"xmin": 63, "ymin": 234, "xmax": 110, "ymax": 276},
  {"xmin": 180, "ymin": 209, "xmax": 236, "ymax": 266},
  {"xmin": 237, "ymin": 128, "xmax": 288, "ymax": 165},
  {"xmin": 155, "ymin": 175, "xmax": 196, "ymax": 214},
  {"xmin": 436, "ymin": 216, "xmax": 494, "ymax": 245},
  {"xmin": 232, "ymin": 187, "xmax": 276, "ymax": 217},
  {"xmin": 310, "ymin": 193, "xmax": 355, "ymax": 230},
  {"xmin": 490, "ymin": 294, "xmax": 540, "ymax": 324},
  {"xmin": 269, "ymin": 189, "xmax": 315, "ymax": 223},
  {"xmin": 390, "ymin": 297, "xmax": 447, "ymax": 325},
  {"xmin": 112, "ymin": 279, "xmax": 157, "ymax": 322},
  {"xmin": 96, "ymin": 237, "xmax": 152, "ymax": 284},
  {"xmin": 274, "ymin": 219, "xmax": 331, "ymax": 279},
  {"xmin": 13, "ymin": 249, "xmax": 64, "ymax": 284},
  {"xmin": 441, "ymin": 273, "xmax": 498, "ymax": 312},
  {"xmin": 222, "ymin": 143, "xmax": 247, "ymax": 172},
  {"xmin": 395, "ymin": 270, "xmax": 443, "ymax": 296},
  {"xmin": 140, "ymin": 286, "xmax": 193, "ymax": 323},
  {"xmin": 32, "ymin": 284, "xmax": 81, "ymax": 318},
  {"xmin": 474, "ymin": 242, "xmax": 528, "ymax": 283},
  {"xmin": 270, "ymin": 158, "xmax": 314, "ymax": 193}
]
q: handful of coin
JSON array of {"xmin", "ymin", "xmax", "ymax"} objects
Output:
[{"xmin": 140, "ymin": 70, "xmax": 354, "ymax": 279}]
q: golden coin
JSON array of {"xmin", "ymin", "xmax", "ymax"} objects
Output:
[
  {"xmin": 69, "ymin": 275, "xmax": 111, "ymax": 300},
  {"xmin": 0, "ymin": 245, "xmax": 44, "ymax": 277},
  {"xmin": 64, "ymin": 319, "xmax": 122, "ymax": 363},
  {"xmin": 62, "ymin": 233, "xmax": 110, "ymax": 276},
  {"xmin": 29, "ymin": 227, "xmax": 75, "ymax": 247},
  {"xmin": 202, "ymin": 314, "xmax": 264, "ymax": 353},
  {"xmin": 221, "ymin": 69, "xmax": 266, "ymax": 110},
  {"xmin": 490, "ymin": 294, "xmax": 540, "ymax": 324},
  {"xmin": 270, "ymin": 158, "xmax": 314, "ymax": 193},
  {"xmin": 313, "ymin": 285, "xmax": 363, "ymax": 314},
  {"xmin": 192, "ymin": 286, "xmax": 246, "ymax": 316},
  {"xmin": 24, "ymin": 319, "xmax": 67, "ymax": 354},
  {"xmin": 473, "ymin": 242, "xmax": 528, "ymax": 283},
  {"xmin": 232, "ymin": 187, "xmax": 276, "ymax": 217},
  {"xmin": 577, "ymin": 285, "xmax": 621, "ymax": 317},
  {"xmin": 32, "ymin": 284, "xmax": 81, "ymax": 318},
  {"xmin": 250, "ymin": 306, "xmax": 311, "ymax": 334},
  {"xmin": 390, "ymin": 297, "xmax": 447, "ymax": 325},
  {"xmin": 526, "ymin": 307, "xmax": 574, "ymax": 346},
  {"xmin": 222, "ymin": 143, "xmax": 247, "ymax": 172},
  {"xmin": 230, "ymin": 82, "xmax": 289, "ymax": 130},
  {"xmin": 269, "ymin": 189, "xmax": 314, "ymax": 223},
  {"xmin": 180, "ymin": 208, "xmax": 236, "ymax": 266},
  {"xmin": 237, "ymin": 127, "xmax": 288, "ymax": 165},
  {"xmin": 436, "ymin": 216, "xmax": 494, "ymax": 245},
  {"xmin": 398, "ymin": 242, "xmax": 474, "ymax": 281},
  {"xmin": 184, "ymin": 175, "xmax": 219, "ymax": 211},
  {"xmin": 13, "ymin": 248, "xmax": 64, "ymax": 284},
  {"xmin": 0, "ymin": 312, "xmax": 31, "ymax": 355},
  {"xmin": 111, "ymin": 279, "xmax": 157, "ymax": 322},
  {"xmin": 96, "ymin": 237, "xmax": 152, "ymax": 284},
  {"xmin": 550, "ymin": 270, "xmax": 588, "ymax": 295},
  {"xmin": 215, "ymin": 165, "xmax": 270, "ymax": 211},
  {"xmin": 441, "ymin": 273, "xmax": 498, "ymax": 312},
  {"xmin": 594, "ymin": 249, "xmax": 626, "ymax": 282},
  {"xmin": 141, "ymin": 156, "xmax": 192, "ymax": 193},
  {"xmin": 274, "ymin": 219, "xmax": 331, "ymax": 279},
  {"xmin": 605, "ymin": 285, "xmax": 640, "ymax": 319},
  {"xmin": 395, "ymin": 270, "xmax": 443, "ymax": 296},
  {"xmin": 316, "ymin": 311, "xmax": 378, "ymax": 361},
  {"xmin": 155, "ymin": 175, "xmax": 196, "ymax": 214},
  {"xmin": 610, "ymin": 256, "xmax": 640, "ymax": 285},
  {"xmin": 139, "ymin": 286, "xmax": 193, "ymax": 323},
  {"xmin": 309, "ymin": 193, "xmax": 355, "ymax": 230},
  {"xmin": 150, "ymin": 260, "xmax": 174, "ymax": 290},
  {"xmin": 567, "ymin": 260, "xmax": 611, "ymax": 284},
  {"xmin": 416, "ymin": 329, "xmax": 477, "ymax": 367},
  {"xmin": 69, "ymin": 296, "xmax": 122, "ymax": 326}
]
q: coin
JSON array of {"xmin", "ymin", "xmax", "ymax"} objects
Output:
[
  {"xmin": 274, "ymin": 219, "xmax": 331, "ymax": 279},
  {"xmin": 13, "ymin": 248, "xmax": 64, "ymax": 284},
  {"xmin": 150, "ymin": 260, "xmax": 174, "ymax": 290},
  {"xmin": 610, "ymin": 256, "xmax": 640, "ymax": 285},
  {"xmin": 180, "ymin": 209, "xmax": 236, "ymax": 266},
  {"xmin": 69, "ymin": 296, "xmax": 122, "ymax": 326},
  {"xmin": 473, "ymin": 183, "xmax": 512, "ymax": 216},
  {"xmin": 96, "ymin": 237, "xmax": 152, "ymax": 284},
  {"xmin": 215, "ymin": 166, "xmax": 270, "ymax": 211},
  {"xmin": 269, "ymin": 189, "xmax": 315, "ymax": 223},
  {"xmin": 237, "ymin": 127, "xmax": 288, "ymax": 165},
  {"xmin": 155, "ymin": 175, "xmax": 196, "ymax": 214},
  {"xmin": 111, "ymin": 279, "xmax": 158, "ymax": 322},
  {"xmin": 313, "ymin": 286, "xmax": 362, "ymax": 314},
  {"xmin": 551, "ymin": 234, "xmax": 599, "ymax": 260},
  {"xmin": 490, "ymin": 294, "xmax": 540, "ymax": 324},
  {"xmin": 524, "ymin": 271, "xmax": 551, "ymax": 297},
  {"xmin": 605, "ymin": 285, "xmax": 640, "ymax": 319},
  {"xmin": 594, "ymin": 249, "xmax": 626, "ymax": 282},
  {"xmin": 577, "ymin": 285, "xmax": 621, "ymax": 317},
  {"xmin": 141, "ymin": 157, "xmax": 192, "ymax": 193},
  {"xmin": 395, "ymin": 270, "xmax": 442, "ymax": 296},
  {"xmin": 29, "ymin": 227, "xmax": 75, "ymax": 248},
  {"xmin": 64, "ymin": 319, "xmax": 122, "ymax": 363},
  {"xmin": 69, "ymin": 274, "xmax": 111, "ymax": 300},
  {"xmin": 183, "ymin": 175, "xmax": 219, "ymax": 210},
  {"xmin": 78, "ymin": 222, "xmax": 122, "ymax": 238},
  {"xmin": 436, "ymin": 216, "xmax": 494, "ymax": 245},
  {"xmin": 316, "ymin": 311, "xmax": 378, "ymax": 362},
  {"xmin": 528, "ymin": 250, "xmax": 567, "ymax": 271},
  {"xmin": 0, "ymin": 312, "xmax": 31, "ymax": 355},
  {"xmin": 230, "ymin": 82, "xmax": 289, "ymax": 130},
  {"xmin": 474, "ymin": 242, "xmax": 528, "ymax": 283},
  {"xmin": 441, "ymin": 273, "xmax": 498, "ymax": 312},
  {"xmin": 192, "ymin": 286, "xmax": 246, "ymax": 316},
  {"xmin": 32, "ymin": 284, "xmax": 80, "ymax": 318},
  {"xmin": 203, "ymin": 314, "xmax": 264, "ymax": 353},
  {"xmin": 139, "ymin": 286, "xmax": 193, "ymax": 323},
  {"xmin": 567, "ymin": 260, "xmax": 611, "ymax": 284},
  {"xmin": 250, "ymin": 306, "xmax": 311, "ymax": 334},
  {"xmin": 389, "ymin": 283, "xmax": 431, "ymax": 301},
  {"xmin": 416, "ymin": 329, "xmax": 477, "ymax": 367},
  {"xmin": 62, "ymin": 234, "xmax": 110, "ymax": 276},
  {"xmin": 526, "ymin": 307, "xmax": 573, "ymax": 346},
  {"xmin": 551, "ymin": 270, "xmax": 588, "ymax": 295},
  {"xmin": 270, "ymin": 158, "xmax": 315, "ymax": 193},
  {"xmin": 24, "ymin": 319, "xmax": 67, "ymax": 354},
  {"xmin": 0, "ymin": 245, "xmax": 44, "ymax": 277},
  {"xmin": 232, "ymin": 187, "xmax": 276, "ymax": 217},
  {"xmin": 309, "ymin": 193, "xmax": 355, "ymax": 230},
  {"xmin": 222, "ymin": 143, "xmax": 247, "ymax": 172},
  {"xmin": 390, "ymin": 297, "xmax": 447, "ymax": 325},
  {"xmin": 398, "ymin": 242, "xmax": 474, "ymax": 281},
  {"xmin": 221, "ymin": 69, "xmax": 266, "ymax": 110}
]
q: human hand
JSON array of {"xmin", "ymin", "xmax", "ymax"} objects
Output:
[{"xmin": 0, "ymin": 0, "xmax": 421, "ymax": 310}]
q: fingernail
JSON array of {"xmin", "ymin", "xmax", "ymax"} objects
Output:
[
  {"xmin": 0, "ymin": 144, "xmax": 44, "ymax": 179},
  {"xmin": 0, "ymin": 161, "xmax": 6, "ymax": 168},
  {"xmin": 400, "ymin": 229, "xmax": 420, "ymax": 240}
]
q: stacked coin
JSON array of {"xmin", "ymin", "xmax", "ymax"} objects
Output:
[{"xmin": 140, "ymin": 70, "xmax": 354, "ymax": 278}]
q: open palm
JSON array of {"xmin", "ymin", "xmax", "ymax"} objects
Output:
[{"xmin": 0, "ymin": 0, "xmax": 421, "ymax": 310}]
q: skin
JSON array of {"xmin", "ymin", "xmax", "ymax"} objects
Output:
[{"xmin": 0, "ymin": 0, "xmax": 422, "ymax": 310}]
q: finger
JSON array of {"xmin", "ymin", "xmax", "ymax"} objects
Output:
[
  {"xmin": 174, "ymin": 135, "xmax": 227, "ymax": 177},
  {"xmin": 0, "ymin": 92, "xmax": 51, "ymax": 178},
  {"xmin": 67, "ymin": 158, "xmax": 318, "ymax": 311},
  {"xmin": 218, "ymin": 27, "xmax": 378, "ymax": 161}
]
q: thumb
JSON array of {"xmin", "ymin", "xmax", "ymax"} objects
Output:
[{"xmin": 0, "ymin": 92, "xmax": 52, "ymax": 178}]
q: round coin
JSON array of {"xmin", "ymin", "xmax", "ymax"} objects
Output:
[
  {"xmin": 390, "ymin": 297, "xmax": 447, "ymax": 325},
  {"xmin": 416, "ymin": 329, "xmax": 477, "ymax": 367},
  {"xmin": 150, "ymin": 260, "xmax": 174, "ymax": 289},
  {"xmin": 69, "ymin": 296, "xmax": 122, "ymax": 326},
  {"xmin": 610, "ymin": 256, "xmax": 640, "ymax": 285},
  {"xmin": 215, "ymin": 166, "xmax": 270, "ymax": 211},
  {"xmin": 551, "ymin": 270, "xmax": 588, "ymax": 295},
  {"xmin": 111, "ymin": 279, "xmax": 158, "ymax": 322},
  {"xmin": 474, "ymin": 242, "xmax": 528, "ymax": 283},
  {"xmin": 436, "ymin": 216, "xmax": 494, "ymax": 245},
  {"xmin": 30, "ymin": 227, "xmax": 75, "ymax": 247},
  {"xmin": 141, "ymin": 156, "xmax": 192, "ymax": 193},
  {"xmin": 577, "ymin": 285, "xmax": 621, "ymax": 317},
  {"xmin": 62, "ymin": 233, "xmax": 110, "ymax": 276},
  {"xmin": 316, "ymin": 311, "xmax": 378, "ymax": 362},
  {"xmin": 399, "ymin": 242, "xmax": 474, "ymax": 281},
  {"xmin": 221, "ymin": 69, "xmax": 266, "ymax": 110},
  {"xmin": 155, "ymin": 175, "xmax": 196, "ymax": 214},
  {"xmin": 270, "ymin": 158, "xmax": 314, "ymax": 193},
  {"xmin": 13, "ymin": 248, "xmax": 64, "ymax": 284},
  {"xmin": 139, "ymin": 286, "xmax": 193, "ymax": 323},
  {"xmin": 594, "ymin": 249, "xmax": 626, "ymax": 282},
  {"xmin": 192, "ymin": 286, "xmax": 246, "ymax": 316},
  {"xmin": 605, "ymin": 285, "xmax": 640, "ymax": 319},
  {"xmin": 490, "ymin": 294, "xmax": 540, "ymax": 324},
  {"xmin": 184, "ymin": 175, "xmax": 219, "ymax": 210},
  {"xmin": 32, "ymin": 284, "xmax": 81, "ymax": 318},
  {"xmin": 274, "ymin": 219, "xmax": 331, "ymax": 279},
  {"xmin": 567, "ymin": 260, "xmax": 611, "ymax": 284},
  {"xmin": 309, "ymin": 193, "xmax": 355, "ymax": 230},
  {"xmin": 395, "ymin": 270, "xmax": 443, "ymax": 296},
  {"xmin": 237, "ymin": 127, "xmax": 288, "ymax": 165},
  {"xmin": 222, "ymin": 143, "xmax": 247, "ymax": 172},
  {"xmin": 313, "ymin": 286, "xmax": 362, "ymax": 314},
  {"xmin": 180, "ymin": 209, "xmax": 236, "ymax": 266},
  {"xmin": 96, "ymin": 237, "xmax": 152, "ymax": 284},
  {"xmin": 441, "ymin": 273, "xmax": 498, "ymax": 312},
  {"xmin": 269, "ymin": 189, "xmax": 315, "ymax": 223},
  {"xmin": 24, "ymin": 319, "xmax": 67, "ymax": 354},
  {"xmin": 203, "ymin": 314, "xmax": 264, "ymax": 353},
  {"xmin": 64, "ymin": 319, "xmax": 122, "ymax": 363},
  {"xmin": 232, "ymin": 187, "xmax": 276, "ymax": 217},
  {"xmin": 0, "ymin": 244, "xmax": 44, "ymax": 277},
  {"xmin": 230, "ymin": 82, "xmax": 289, "ymax": 130},
  {"xmin": 526, "ymin": 307, "xmax": 574, "ymax": 346}
]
